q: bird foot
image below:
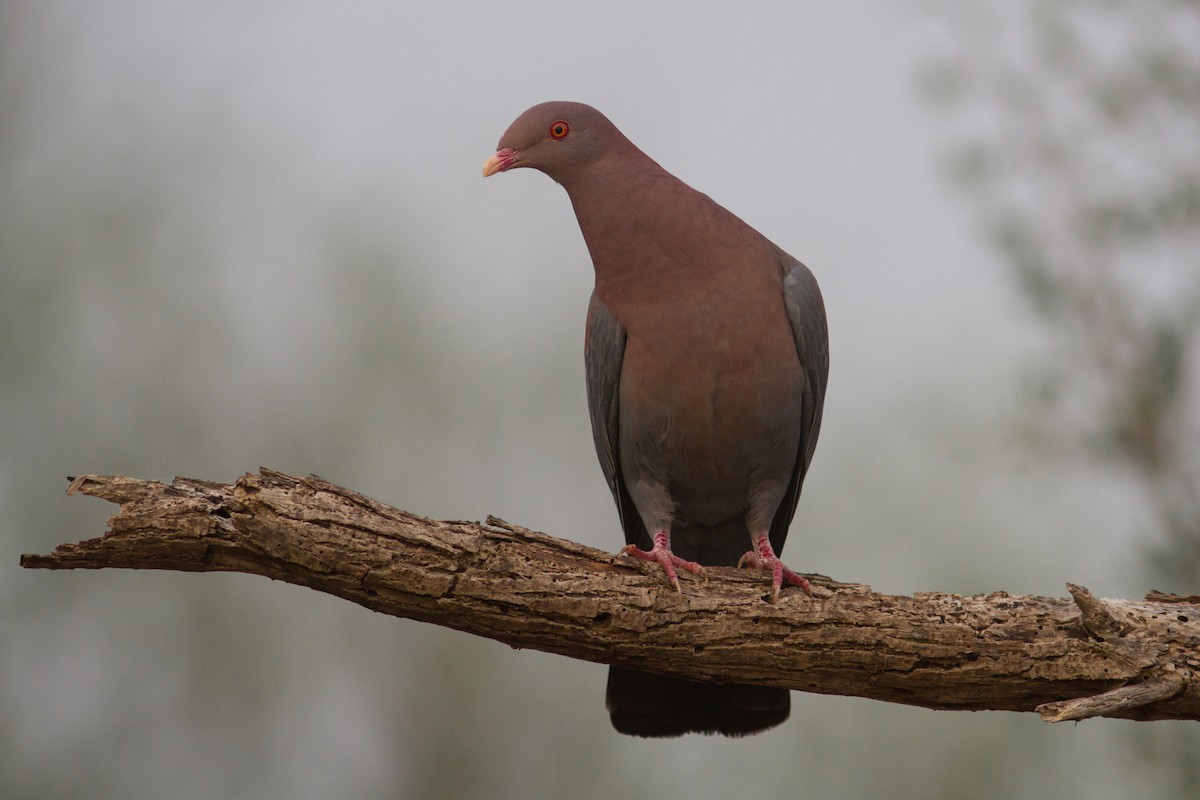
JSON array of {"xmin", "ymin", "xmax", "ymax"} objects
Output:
[
  {"xmin": 737, "ymin": 536, "xmax": 813, "ymax": 602},
  {"xmin": 620, "ymin": 531, "xmax": 707, "ymax": 592}
]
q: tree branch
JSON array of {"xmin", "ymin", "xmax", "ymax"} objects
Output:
[{"xmin": 21, "ymin": 469, "xmax": 1200, "ymax": 722}]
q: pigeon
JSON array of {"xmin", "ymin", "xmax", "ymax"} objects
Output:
[{"xmin": 484, "ymin": 102, "xmax": 828, "ymax": 736}]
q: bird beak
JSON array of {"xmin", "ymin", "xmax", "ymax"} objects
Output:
[{"xmin": 482, "ymin": 147, "xmax": 519, "ymax": 177}]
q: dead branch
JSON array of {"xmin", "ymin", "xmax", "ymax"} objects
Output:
[{"xmin": 21, "ymin": 469, "xmax": 1200, "ymax": 722}]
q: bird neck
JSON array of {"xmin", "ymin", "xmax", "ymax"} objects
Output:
[{"xmin": 563, "ymin": 162, "xmax": 733, "ymax": 298}]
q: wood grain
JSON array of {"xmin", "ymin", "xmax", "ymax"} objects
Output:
[{"xmin": 22, "ymin": 469, "xmax": 1200, "ymax": 722}]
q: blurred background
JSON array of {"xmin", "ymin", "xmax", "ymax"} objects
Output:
[{"xmin": 3, "ymin": 1, "xmax": 1197, "ymax": 797}]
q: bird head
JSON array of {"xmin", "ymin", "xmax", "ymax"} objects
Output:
[{"xmin": 483, "ymin": 101, "xmax": 623, "ymax": 184}]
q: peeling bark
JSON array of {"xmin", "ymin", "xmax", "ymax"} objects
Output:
[{"xmin": 21, "ymin": 469, "xmax": 1200, "ymax": 722}]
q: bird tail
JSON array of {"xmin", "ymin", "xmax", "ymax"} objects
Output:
[{"xmin": 606, "ymin": 666, "xmax": 789, "ymax": 738}]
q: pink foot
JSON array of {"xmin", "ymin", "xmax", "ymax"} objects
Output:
[
  {"xmin": 738, "ymin": 536, "xmax": 813, "ymax": 602},
  {"xmin": 620, "ymin": 531, "xmax": 708, "ymax": 592}
]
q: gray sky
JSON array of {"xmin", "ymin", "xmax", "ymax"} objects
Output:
[{"xmin": 3, "ymin": 2, "xmax": 1180, "ymax": 798}]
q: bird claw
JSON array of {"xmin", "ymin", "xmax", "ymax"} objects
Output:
[
  {"xmin": 620, "ymin": 531, "xmax": 707, "ymax": 592},
  {"xmin": 738, "ymin": 537, "xmax": 813, "ymax": 602}
]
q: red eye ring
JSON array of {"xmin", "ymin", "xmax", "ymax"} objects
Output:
[{"xmin": 549, "ymin": 120, "xmax": 570, "ymax": 140}]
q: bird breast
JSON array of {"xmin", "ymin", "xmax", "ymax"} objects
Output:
[{"xmin": 614, "ymin": 277, "xmax": 803, "ymax": 526}]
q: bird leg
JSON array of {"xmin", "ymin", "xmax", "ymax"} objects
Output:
[
  {"xmin": 737, "ymin": 535, "xmax": 813, "ymax": 602},
  {"xmin": 619, "ymin": 531, "xmax": 707, "ymax": 592}
]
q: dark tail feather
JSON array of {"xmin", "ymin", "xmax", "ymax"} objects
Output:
[{"xmin": 606, "ymin": 666, "xmax": 789, "ymax": 738}]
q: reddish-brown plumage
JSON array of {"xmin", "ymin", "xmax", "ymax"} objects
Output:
[{"xmin": 485, "ymin": 102, "xmax": 829, "ymax": 737}]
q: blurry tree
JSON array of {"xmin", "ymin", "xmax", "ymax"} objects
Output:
[
  {"xmin": 921, "ymin": 0, "xmax": 1200, "ymax": 585},
  {"xmin": 921, "ymin": 0, "xmax": 1200, "ymax": 791}
]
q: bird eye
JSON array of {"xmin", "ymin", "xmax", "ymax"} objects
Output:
[{"xmin": 549, "ymin": 120, "xmax": 570, "ymax": 140}]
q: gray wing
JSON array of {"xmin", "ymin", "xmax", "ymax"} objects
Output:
[
  {"xmin": 584, "ymin": 292, "xmax": 648, "ymax": 549},
  {"xmin": 768, "ymin": 256, "xmax": 830, "ymax": 555}
]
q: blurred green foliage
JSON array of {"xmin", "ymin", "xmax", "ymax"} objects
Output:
[{"xmin": 923, "ymin": 0, "xmax": 1200, "ymax": 584}]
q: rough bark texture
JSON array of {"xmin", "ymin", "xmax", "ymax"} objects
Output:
[{"xmin": 21, "ymin": 469, "xmax": 1200, "ymax": 722}]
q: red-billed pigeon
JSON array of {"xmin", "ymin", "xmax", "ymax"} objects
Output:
[{"xmin": 483, "ymin": 102, "xmax": 828, "ymax": 737}]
